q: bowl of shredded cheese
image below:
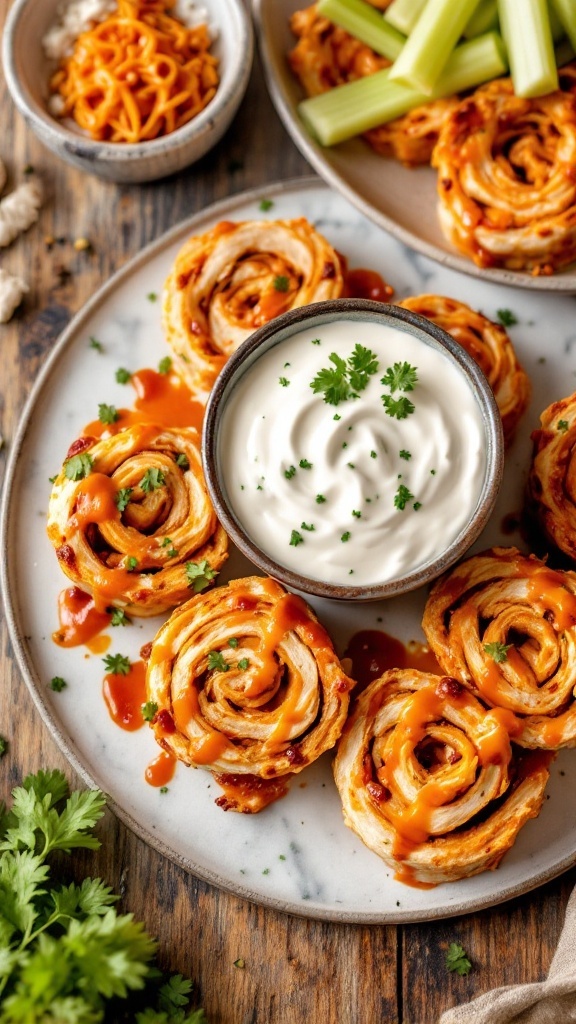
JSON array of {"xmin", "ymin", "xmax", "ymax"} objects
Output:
[{"xmin": 3, "ymin": 0, "xmax": 253, "ymax": 182}]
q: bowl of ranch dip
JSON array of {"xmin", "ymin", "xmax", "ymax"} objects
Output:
[{"xmin": 203, "ymin": 299, "xmax": 504, "ymax": 601}]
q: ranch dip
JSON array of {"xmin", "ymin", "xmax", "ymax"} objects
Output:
[{"xmin": 218, "ymin": 318, "xmax": 488, "ymax": 587}]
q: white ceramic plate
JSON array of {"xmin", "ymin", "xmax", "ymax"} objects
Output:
[
  {"xmin": 254, "ymin": 0, "xmax": 576, "ymax": 294},
  {"xmin": 3, "ymin": 178, "xmax": 576, "ymax": 924}
]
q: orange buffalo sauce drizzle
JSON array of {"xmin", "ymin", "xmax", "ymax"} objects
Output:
[
  {"xmin": 145, "ymin": 750, "xmax": 177, "ymax": 787},
  {"xmin": 172, "ymin": 685, "xmax": 232, "ymax": 764},
  {"xmin": 102, "ymin": 660, "xmax": 147, "ymax": 732},
  {"xmin": 53, "ymin": 586, "xmax": 112, "ymax": 652},
  {"xmin": 343, "ymin": 629, "xmax": 441, "ymax": 692},
  {"xmin": 526, "ymin": 568, "xmax": 576, "ymax": 631}
]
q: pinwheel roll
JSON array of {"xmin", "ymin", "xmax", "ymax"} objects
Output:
[
  {"xmin": 433, "ymin": 79, "xmax": 576, "ymax": 273},
  {"xmin": 422, "ymin": 547, "xmax": 576, "ymax": 749},
  {"xmin": 47, "ymin": 424, "xmax": 228, "ymax": 617},
  {"xmin": 146, "ymin": 576, "xmax": 354, "ymax": 812},
  {"xmin": 162, "ymin": 217, "xmax": 345, "ymax": 397},
  {"xmin": 288, "ymin": 5, "xmax": 458, "ymax": 165},
  {"xmin": 528, "ymin": 392, "xmax": 576, "ymax": 561},
  {"xmin": 399, "ymin": 294, "xmax": 530, "ymax": 444},
  {"xmin": 334, "ymin": 669, "xmax": 550, "ymax": 886}
]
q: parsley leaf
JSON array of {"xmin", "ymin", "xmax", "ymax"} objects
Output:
[
  {"xmin": 341, "ymin": 531, "xmax": 351, "ymax": 542},
  {"xmin": 147, "ymin": 292, "xmax": 158, "ymax": 302},
  {"xmin": 310, "ymin": 352, "xmax": 351, "ymax": 406},
  {"xmin": 228, "ymin": 638, "xmax": 239, "ymax": 648},
  {"xmin": 139, "ymin": 468, "xmax": 165, "ymax": 492},
  {"xmin": 382, "ymin": 395, "xmax": 415, "ymax": 420},
  {"xmin": 290, "ymin": 530, "xmax": 304, "ymax": 546},
  {"xmin": 259, "ymin": 198, "xmax": 274, "ymax": 212},
  {"xmin": 141, "ymin": 701, "xmax": 158, "ymax": 722},
  {"xmin": 50, "ymin": 676, "xmax": 67, "ymax": 692},
  {"xmin": 483, "ymin": 641, "xmax": 512, "ymax": 663},
  {"xmin": 185, "ymin": 559, "xmax": 216, "ymax": 593},
  {"xmin": 126, "ymin": 556, "xmax": 138, "ymax": 571},
  {"xmin": 316, "ymin": 494, "xmax": 326, "ymax": 503},
  {"xmin": 279, "ymin": 376, "xmax": 290, "ymax": 387},
  {"xmin": 347, "ymin": 343, "xmax": 379, "ymax": 392},
  {"xmin": 301, "ymin": 521, "xmax": 315, "ymax": 531},
  {"xmin": 115, "ymin": 487, "xmax": 133, "ymax": 512},
  {"xmin": 394, "ymin": 484, "xmax": 414, "ymax": 510},
  {"xmin": 446, "ymin": 942, "xmax": 472, "ymax": 976},
  {"xmin": 273, "ymin": 275, "xmax": 290, "ymax": 292},
  {"xmin": 102, "ymin": 653, "xmax": 131, "ymax": 676},
  {"xmin": 175, "ymin": 452, "xmax": 189, "ymax": 470},
  {"xmin": 98, "ymin": 403, "xmax": 119, "ymax": 425},
  {"xmin": 158, "ymin": 356, "xmax": 172, "ymax": 375},
  {"xmin": 380, "ymin": 361, "xmax": 418, "ymax": 392},
  {"xmin": 115, "ymin": 367, "xmax": 131, "ymax": 384},
  {"xmin": 496, "ymin": 308, "xmax": 517, "ymax": 327},
  {"xmin": 399, "ymin": 449, "xmax": 412, "ymax": 460},
  {"xmin": 237, "ymin": 658, "xmax": 250, "ymax": 670},
  {"xmin": 108, "ymin": 607, "xmax": 129, "ymax": 627},
  {"xmin": 64, "ymin": 453, "xmax": 94, "ymax": 481},
  {"xmin": 89, "ymin": 336, "xmax": 103, "ymax": 352},
  {"xmin": 558, "ymin": 420, "xmax": 569, "ymax": 433},
  {"xmin": 207, "ymin": 651, "xmax": 229, "ymax": 672},
  {"xmin": 285, "ymin": 465, "xmax": 297, "ymax": 480},
  {"xmin": 299, "ymin": 458, "xmax": 312, "ymax": 469}
]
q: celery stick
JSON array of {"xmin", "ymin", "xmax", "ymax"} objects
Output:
[
  {"xmin": 550, "ymin": 0, "xmax": 576, "ymax": 50},
  {"xmin": 463, "ymin": 0, "xmax": 498, "ymax": 39},
  {"xmin": 498, "ymin": 0, "xmax": 558, "ymax": 96},
  {"xmin": 317, "ymin": 0, "xmax": 405, "ymax": 61},
  {"xmin": 388, "ymin": 0, "xmax": 483, "ymax": 94},
  {"xmin": 384, "ymin": 0, "xmax": 427, "ymax": 36},
  {"xmin": 299, "ymin": 32, "xmax": 508, "ymax": 147}
]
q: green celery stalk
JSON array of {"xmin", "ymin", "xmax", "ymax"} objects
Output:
[
  {"xmin": 316, "ymin": 0, "xmax": 405, "ymax": 61},
  {"xmin": 299, "ymin": 31, "xmax": 508, "ymax": 147},
  {"xmin": 388, "ymin": 0, "xmax": 483, "ymax": 94},
  {"xmin": 550, "ymin": 0, "xmax": 576, "ymax": 49},
  {"xmin": 384, "ymin": 0, "xmax": 427, "ymax": 35},
  {"xmin": 498, "ymin": 0, "xmax": 558, "ymax": 96},
  {"xmin": 463, "ymin": 0, "xmax": 498, "ymax": 39}
]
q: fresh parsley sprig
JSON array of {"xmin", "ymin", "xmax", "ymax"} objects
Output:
[
  {"xmin": 445, "ymin": 942, "xmax": 472, "ymax": 976},
  {"xmin": 310, "ymin": 344, "xmax": 379, "ymax": 406},
  {"xmin": 185, "ymin": 560, "xmax": 217, "ymax": 593}
]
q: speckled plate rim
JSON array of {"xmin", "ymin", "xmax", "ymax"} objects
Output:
[
  {"xmin": 2, "ymin": 176, "xmax": 576, "ymax": 925},
  {"xmin": 253, "ymin": 0, "xmax": 576, "ymax": 295}
]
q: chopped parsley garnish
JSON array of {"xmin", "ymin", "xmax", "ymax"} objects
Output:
[
  {"xmin": 259, "ymin": 198, "xmax": 274, "ymax": 211},
  {"xmin": 301, "ymin": 522, "xmax": 315, "ymax": 531},
  {"xmin": 141, "ymin": 701, "xmax": 158, "ymax": 722},
  {"xmin": 284, "ymin": 362, "xmax": 291, "ymax": 368},
  {"xmin": 161, "ymin": 538, "xmax": 179, "ymax": 557},
  {"xmin": 237, "ymin": 658, "xmax": 250, "ymax": 671},
  {"xmin": 496, "ymin": 308, "xmax": 518, "ymax": 327},
  {"xmin": 98, "ymin": 403, "xmax": 119, "ymax": 425},
  {"xmin": 285, "ymin": 465, "xmax": 297, "ymax": 480},
  {"xmin": 558, "ymin": 420, "xmax": 569, "ymax": 432},
  {"xmin": 342, "ymin": 442, "xmax": 348, "ymax": 449},
  {"xmin": 158, "ymin": 356, "xmax": 172, "ymax": 374},
  {"xmin": 431, "ymin": 469, "xmax": 436, "ymax": 475},
  {"xmin": 382, "ymin": 395, "xmax": 415, "ymax": 420},
  {"xmin": 108, "ymin": 607, "xmax": 129, "ymax": 627},
  {"xmin": 290, "ymin": 530, "xmax": 304, "ymax": 546},
  {"xmin": 126, "ymin": 556, "xmax": 138, "ymax": 571},
  {"xmin": 273, "ymin": 275, "xmax": 290, "ymax": 292},
  {"xmin": 347, "ymin": 462, "xmax": 355, "ymax": 469},
  {"xmin": 175, "ymin": 452, "xmax": 189, "ymax": 470},
  {"xmin": 50, "ymin": 676, "xmax": 67, "ymax": 692},
  {"xmin": 352, "ymin": 510, "xmax": 361, "ymax": 519},
  {"xmin": 413, "ymin": 502, "xmax": 422, "ymax": 511},
  {"xmin": 115, "ymin": 367, "xmax": 131, "ymax": 384},
  {"xmin": 311, "ymin": 338, "xmax": 321, "ymax": 345},
  {"xmin": 299, "ymin": 458, "xmax": 312, "ymax": 469},
  {"xmin": 399, "ymin": 449, "xmax": 412, "ymax": 461},
  {"xmin": 89, "ymin": 336, "xmax": 103, "ymax": 352},
  {"xmin": 316, "ymin": 494, "xmax": 326, "ymax": 503},
  {"xmin": 147, "ymin": 292, "xmax": 158, "ymax": 302},
  {"xmin": 333, "ymin": 414, "xmax": 341, "ymax": 421},
  {"xmin": 185, "ymin": 559, "xmax": 216, "ymax": 592},
  {"xmin": 394, "ymin": 484, "xmax": 414, "ymax": 511},
  {"xmin": 483, "ymin": 641, "xmax": 512, "ymax": 663},
  {"xmin": 160, "ymin": 786, "xmax": 169, "ymax": 793},
  {"xmin": 139, "ymin": 467, "xmax": 165, "ymax": 492},
  {"xmin": 228, "ymin": 638, "xmax": 239, "ymax": 648},
  {"xmin": 381, "ymin": 361, "xmax": 418, "ymax": 393},
  {"xmin": 49, "ymin": 475, "xmax": 57, "ymax": 484},
  {"xmin": 115, "ymin": 487, "xmax": 133, "ymax": 512},
  {"xmin": 279, "ymin": 377, "xmax": 290, "ymax": 387},
  {"xmin": 310, "ymin": 345, "xmax": 379, "ymax": 405},
  {"xmin": 370, "ymin": 450, "xmax": 377, "ymax": 459},
  {"xmin": 341, "ymin": 531, "xmax": 351, "ymax": 542},
  {"xmin": 64, "ymin": 453, "xmax": 94, "ymax": 481},
  {"xmin": 102, "ymin": 653, "xmax": 131, "ymax": 676},
  {"xmin": 207, "ymin": 651, "xmax": 229, "ymax": 672},
  {"xmin": 446, "ymin": 943, "xmax": 472, "ymax": 976}
]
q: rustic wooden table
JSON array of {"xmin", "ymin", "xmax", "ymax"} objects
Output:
[{"xmin": 1, "ymin": 6, "xmax": 574, "ymax": 1022}]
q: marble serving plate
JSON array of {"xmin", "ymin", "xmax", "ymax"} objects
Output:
[{"xmin": 2, "ymin": 178, "xmax": 576, "ymax": 924}]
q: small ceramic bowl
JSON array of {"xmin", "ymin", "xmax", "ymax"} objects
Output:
[
  {"xmin": 2, "ymin": 0, "xmax": 253, "ymax": 184},
  {"xmin": 203, "ymin": 299, "xmax": 504, "ymax": 601}
]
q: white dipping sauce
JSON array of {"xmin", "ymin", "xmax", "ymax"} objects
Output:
[{"xmin": 218, "ymin": 319, "xmax": 488, "ymax": 587}]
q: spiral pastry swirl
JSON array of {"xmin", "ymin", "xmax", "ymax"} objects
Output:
[
  {"xmin": 333, "ymin": 669, "xmax": 550, "ymax": 886},
  {"xmin": 528, "ymin": 392, "xmax": 576, "ymax": 562},
  {"xmin": 432, "ymin": 78, "xmax": 576, "ymax": 273},
  {"xmin": 146, "ymin": 576, "xmax": 353, "ymax": 811},
  {"xmin": 162, "ymin": 217, "xmax": 345, "ymax": 397},
  {"xmin": 399, "ymin": 294, "xmax": 530, "ymax": 445},
  {"xmin": 422, "ymin": 547, "xmax": 576, "ymax": 749},
  {"xmin": 47, "ymin": 423, "xmax": 228, "ymax": 616}
]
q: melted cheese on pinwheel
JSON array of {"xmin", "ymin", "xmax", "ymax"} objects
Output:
[
  {"xmin": 333, "ymin": 669, "xmax": 550, "ymax": 886},
  {"xmin": 433, "ymin": 78, "xmax": 576, "ymax": 274},
  {"xmin": 145, "ymin": 576, "xmax": 353, "ymax": 811},
  {"xmin": 422, "ymin": 547, "xmax": 576, "ymax": 749},
  {"xmin": 47, "ymin": 423, "xmax": 228, "ymax": 616},
  {"xmin": 162, "ymin": 217, "xmax": 345, "ymax": 398},
  {"xmin": 399, "ymin": 294, "xmax": 530, "ymax": 445}
]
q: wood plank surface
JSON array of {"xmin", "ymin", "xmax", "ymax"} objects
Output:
[{"xmin": 0, "ymin": 4, "xmax": 574, "ymax": 1022}]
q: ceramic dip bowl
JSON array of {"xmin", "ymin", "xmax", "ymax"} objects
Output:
[{"xmin": 203, "ymin": 299, "xmax": 504, "ymax": 601}]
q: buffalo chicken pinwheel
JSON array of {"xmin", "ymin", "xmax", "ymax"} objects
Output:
[
  {"xmin": 47, "ymin": 424, "xmax": 228, "ymax": 616},
  {"xmin": 528, "ymin": 392, "xmax": 576, "ymax": 562},
  {"xmin": 289, "ymin": 4, "xmax": 459, "ymax": 165},
  {"xmin": 145, "ymin": 576, "xmax": 354, "ymax": 812},
  {"xmin": 422, "ymin": 547, "xmax": 576, "ymax": 749},
  {"xmin": 162, "ymin": 217, "xmax": 345, "ymax": 397},
  {"xmin": 399, "ymin": 294, "xmax": 530, "ymax": 445},
  {"xmin": 333, "ymin": 669, "xmax": 550, "ymax": 886},
  {"xmin": 432, "ymin": 78, "xmax": 576, "ymax": 273}
]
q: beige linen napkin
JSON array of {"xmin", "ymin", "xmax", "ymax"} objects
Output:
[{"xmin": 439, "ymin": 887, "xmax": 576, "ymax": 1023}]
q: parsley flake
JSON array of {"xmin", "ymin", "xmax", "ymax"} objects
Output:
[
  {"xmin": 141, "ymin": 701, "xmax": 158, "ymax": 722},
  {"xmin": 158, "ymin": 356, "xmax": 172, "ymax": 374},
  {"xmin": 274, "ymin": 275, "xmax": 290, "ymax": 292},
  {"xmin": 370, "ymin": 450, "xmax": 377, "ymax": 459},
  {"xmin": 160, "ymin": 785, "xmax": 169, "ymax": 793},
  {"xmin": 185, "ymin": 559, "xmax": 217, "ymax": 592},
  {"xmin": 108, "ymin": 607, "xmax": 129, "ymax": 627},
  {"xmin": 50, "ymin": 676, "xmax": 67, "ymax": 692},
  {"xmin": 139, "ymin": 467, "xmax": 165, "ymax": 492},
  {"xmin": 285, "ymin": 465, "xmax": 297, "ymax": 480},
  {"xmin": 49, "ymin": 475, "xmax": 57, "ymax": 484},
  {"xmin": 279, "ymin": 377, "xmax": 290, "ymax": 387},
  {"xmin": 259, "ymin": 198, "xmax": 274, "ymax": 211},
  {"xmin": 147, "ymin": 292, "xmax": 158, "ymax": 302},
  {"xmin": 237, "ymin": 658, "xmax": 250, "ymax": 670},
  {"xmin": 413, "ymin": 501, "xmax": 422, "ymax": 511},
  {"xmin": 115, "ymin": 367, "xmax": 131, "ymax": 384},
  {"xmin": 301, "ymin": 522, "xmax": 315, "ymax": 531},
  {"xmin": 352, "ymin": 510, "xmax": 361, "ymax": 519},
  {"xmin": 496, "ymin": 308, "xmax": 517, "ymax": 327},
  {"xmin": 290, "ymin": 530, "xmax": 304, "ymax": 546},
  {"xmin": 64, "ymin": 453, "xmax": 94, "ymax": 481},
  {"xmin": 558, "ymin": 420, "xmax": 569, "ymax": 432},
  {"xmin": 126, "ymin": 556, "xmax": 138, "ymax": 571},
  {"xmin": 115, "ymin": 487, "xmax": 133, "ymax": 512},
  {"xmin": 228, "ymin": 638, "xmax": 239, "ymax": 648},
  {"xmin": 299, "ymin": 458, "xmax": 312, "ymax": 469},
  {"xmin": 483, "ymin": 641, "xmax": 512, "ymax": 663},
  {"xmin": 207, "ymin": 651, "xmax": 229, "ymax": 672},
  {"xmin": 103, "ymin": 653, "xmax": 131, "ymax": 676},
  {"xmin": 399, "ymin": 449, "xmax": 412, "ymax": 461},
  {"xmin": 175, "ymin": 452, "xmax": 189, "ymax": 470},
  {"xmin": 341, "ymin": 531, "xmax": 351, "ymax": 542},
  {"xmin": 382, "ymin": 395, "xmax": 415, "ymax": 420},
  {"xmin": 316, "ymin": 494, "xmax": 326, "ymax": 503},
  {"xmin": 311, "ymin": 338, "xmax": 321, "ymax": 345},
  {"xmin": 89, "ymin": 336, "xmax": 103, "ymax": 352},
  {"xmin": 446, "ymin": 943, "xmax": 472, "ymax": 976},
  {"xmin": 394, "ymin": 484, "xmax": 414, "ymax": 511},
  {"xmin": 333, "ymin": 414, "xmax": 341, "ymax": 421},
  {"xmin": 98, "ymin": 403, "xmax": 119, "ymax": 425}
]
